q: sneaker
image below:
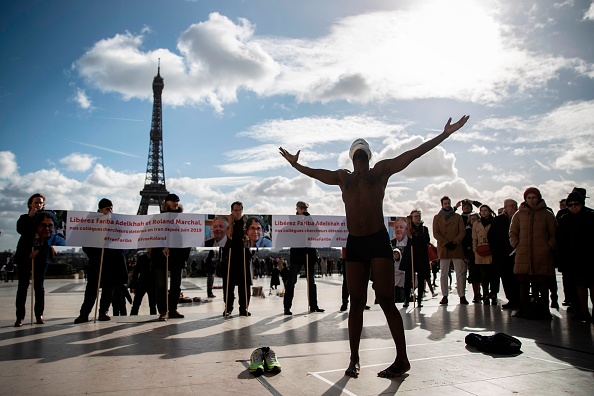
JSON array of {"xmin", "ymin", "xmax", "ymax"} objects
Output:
[
  {"xmin": 249, "ymin": 348, "xmax": 265, "ymax": 375},
  {"xmin": 74, "ymin": 316, "xmax": 89, "ymax": 324},
  {"xmin": 460, "ymin": 297, "xmax": 469, "ymax": 305},
  {"xmin": 440, "ymin": 296, "xmax": 448, "ymax": 305},
  {"xmin": 240, "ymin": 310, "xmax": 252, "ymax": 316},
  {"xmin": 158, "ymin": 313, "xmax": 168, "ymax": 321},
  {"xmin": 168, "ymin": 311, "xmax": 184, "ymax": 319},
  {"xmin": 98, "ymin": 313, "xmax": 111, "ymax": 321},
  {"xmin": 263, "ymin": 348, "xmax": 281, "ymax": 373},
  {"xmin": 284, "ymin": 310, "xmax": 292, "ymax": 315},
  {"xmin": 311, "ymin": 308, "xmax": 325, "ymax": 313},
  {"xmin": 432, "ymin": 292, "xmax": 438, "ymax": 297}
]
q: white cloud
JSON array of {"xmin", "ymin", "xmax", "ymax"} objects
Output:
[
  {"xmin": 468, "ymin": 145, "xmax": 489, "ymax": 155},
  {"xmin": 73, "ymin": 88, "xmax": 92, "ymax": 109},
  {"xmin": 59, "ymin": 153, "xmax": 97, "ymax": 172},
  {"xmin": 553, "ymin": 139, "xmax": 594, "ymax": 170},
  {"xmin": 0, "ymin": 151, "xmax": 17, "ymax": 178},
  {"xmin": 73, "ymin": 3, "xmax": 592, "ymax": 112},
  {"xmin": 583, "ymin": 2, "xmax": 594, "ymax": 20}
]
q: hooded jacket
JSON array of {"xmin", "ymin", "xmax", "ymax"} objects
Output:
[{"xmin": 509, "ymin": 200, "xmax": 557, "ymax": 276}]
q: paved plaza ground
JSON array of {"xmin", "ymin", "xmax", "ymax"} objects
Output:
[{"xmin": 0, "ymin": 274, "xmax": 592, "ymax": 395}]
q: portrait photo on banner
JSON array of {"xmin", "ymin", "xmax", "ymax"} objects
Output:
[
  {"xmin": 203, "ymin": 214, "xmax": 233, "ymax": 247},
  {"xmin": 389, "ymin": 216, "xmax": 409, "ymax": 246},
  {"xmin": 244, "ymin": 214, "xmax": 272, "ymax": 248}
]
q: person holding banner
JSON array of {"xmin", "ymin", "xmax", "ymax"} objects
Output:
[
  {"xmin": 75, "ymin": 198, "xmax": 125, "ymax": 323},
  {"xmin": 283, "ymin": 201, "xmax": 325, "ymax": 315},
  {"xmin": 15, "ymin": 210, "xmax": 65, "ymax": 326},
  {"xmin": 222, "ymin": 201, "xmax": 252, "ymax": 317},
  {"xmin": 14, "ymin": 193, "xmax": 45, "ymax": 326},
  {"xmin": 400, "ymin": 211, "xmax": 431, "ymax": 308},
  {"xmin": 152, "ymin": 194, "xmax": 191, "ymax": 321},
  {"xmin": 279, "ymin": 114, "xmax": 470, "ymax": 379}
]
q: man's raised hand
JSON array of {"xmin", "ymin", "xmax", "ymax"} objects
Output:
[
  {"xmin": 279, "ymin": 147, "xmax": 300, "ymax": 166},
  {"xmin": 444, "ymin": 115, "xmax": 470, "ymax": 135}
]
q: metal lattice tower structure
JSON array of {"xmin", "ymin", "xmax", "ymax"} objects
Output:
[{"xmin": 137, "ymin": 62, "xmax": 169, "ymax": 215}]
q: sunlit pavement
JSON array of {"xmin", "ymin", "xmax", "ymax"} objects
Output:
[{"xmin": 1, "ymin": 274, "xmax": 592, "ymax": 395}]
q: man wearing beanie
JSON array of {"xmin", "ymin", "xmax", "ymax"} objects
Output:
[
  {"xmin": 509, "ymin": 187, "xmax": 557, "ymax": 320},
  {"xmin": 75, "ymin": 198, "xmax": 127, "ymax": 323},
  {"xmin": 151, "ymin": 193, "xmax": 191, "ymax": 321}
]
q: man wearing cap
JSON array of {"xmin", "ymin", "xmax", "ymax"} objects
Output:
[
  {"xmin": 280, "ymin": 114, "xmax": 469, "ymax": 379},
  {"xmin": 283, "ymin": 201, "xmax": 325, "ymax": 315},
  {"xmin": 557, "ymin": 189, "xmax": 594, "ymax": 322},
  {"xmin": 554, "ymin": 187, "xmax": 592, "ymax": 310},
  {"xmin": 151, "ymin": 194, "xmax": 191, "ymax": 321},
  {"xmin": 75, "ymin": 198, "xmax": 126, "ymax": 323}
]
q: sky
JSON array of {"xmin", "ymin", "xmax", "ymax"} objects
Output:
[{"xmin": 1, "ymin": 0, "xmax": 594, "ymax": 252}]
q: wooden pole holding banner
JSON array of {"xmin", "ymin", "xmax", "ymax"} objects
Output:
[
  {"xmin": 243, "ymin": 248, "xmax": 249, "ymax": 314},
  {"xmin": 93, "ymin": 248, "xmax": 105, "ymax": 322},
  {"xmin": 410, "ymin": 245, "xmax": 416, "ymax": 308},
  {"xmin": 165, "ymin": 254, "xmax": 169, "ymax": 319},
  {"xmin": 306, "ymin": 254, "xmax": 311, "ymax": 314},
  {"xmin": 224, "ymin": 249, "xmax": 231, "ymax": 316},
  {"xmin": 30, "ymin": 247, "xmax": 35, "ymax": 325}
]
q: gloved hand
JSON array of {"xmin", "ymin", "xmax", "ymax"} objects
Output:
[{"xmin": 445, "ymin": 242, "xmax": 457, "ymax": 250}]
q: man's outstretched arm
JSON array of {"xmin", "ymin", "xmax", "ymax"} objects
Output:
[
  {"xmin": 279, "ymin": 147, "xmax": 340, "ymax": 186},
  {"xmin": 376, "ymin": 115, "xmax": 470, "ymax": 177}
]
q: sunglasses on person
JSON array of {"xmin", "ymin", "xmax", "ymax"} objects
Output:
[{"xmin": 566, "ymin": 202, "xmax": 582, "ymax": 208}]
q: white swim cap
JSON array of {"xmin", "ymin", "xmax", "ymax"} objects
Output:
[{"xmin": 349, "ymin": 138, "xmax": 371, "ymax": 160}]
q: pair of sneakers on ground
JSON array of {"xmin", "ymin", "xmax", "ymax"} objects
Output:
[{"xmin": 249, "ymin": 347, "xmax": 281, "ymax": 375}]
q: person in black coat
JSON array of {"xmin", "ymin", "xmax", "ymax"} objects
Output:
[
  {"xmin": 488, "ymin": 199, "xmax": 520, "ymax": 309},
  {"xmin": 130, "ymin": 252, "xmax": 157, "ymax": 315},
  {"xmin": 394, "ymin": 212, "xmax": 430, "ymax": 307},
  {"xmin": 283, "ymin": 201, "xmax": 325, "ymax": 315},
  {"xmin": 152, "ymin": 194, "xmax": 191, "ymax": 321},
  {"xmin": 222, "ymin": 201, "xmax": 252, "ymax": 316},
  {"xmin": 556, "ymin": 191, "xmax": 594, "ymax": 322},
  {"xmin": 75, "ymin": 198, "xmax": 125, "ymax": 323}
]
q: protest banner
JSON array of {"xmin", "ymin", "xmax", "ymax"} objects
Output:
[{"xmin": 66, "ymin": 211, "xmax": 205, "ymax": 249}]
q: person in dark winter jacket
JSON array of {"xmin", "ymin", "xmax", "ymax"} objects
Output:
[
  {"xmin": 153, "ymin": 194, "xmax": 191, "ymax": 321},
  {"xmin": 130, "ymin": 252, "xmax": 157, "ymax": 315},
  {"xmin": 556, "ymin": 191, "xmax": 594, "ymax": 322},
  {"xmin": 75, "ymin": 198, "xmax": 126, "ymax": 324}
]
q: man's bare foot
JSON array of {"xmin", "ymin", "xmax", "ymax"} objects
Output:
[
  {"xmin": 377, "ymin": 361, "xmax": 410, "ymax": 378},
  {"xmin": 345, "ymin": 361, "xmax": 360, "ymax": 378}
]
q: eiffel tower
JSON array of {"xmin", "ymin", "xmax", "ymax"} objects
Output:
[{"xmin": 137, "ymin": 62, "xmax": 169, "ymax": 215}]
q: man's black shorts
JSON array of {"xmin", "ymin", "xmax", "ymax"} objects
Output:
[{"xmin": 346, "ymin": 227, "xmax": 393, "ymax": 263}]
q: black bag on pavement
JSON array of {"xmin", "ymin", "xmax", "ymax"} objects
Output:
[{"xmin": 465, "ymin": 332, "xmax": 522, "ymax": 355}]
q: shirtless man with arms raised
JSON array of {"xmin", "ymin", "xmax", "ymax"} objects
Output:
[{"xmin": 279, "ymin": 115, "xmax": 469, "ymax": 379}]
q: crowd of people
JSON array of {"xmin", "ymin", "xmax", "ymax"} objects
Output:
[{"xmin": 8, "ymin": 113, "xmax": 593, "ymax": 381}]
